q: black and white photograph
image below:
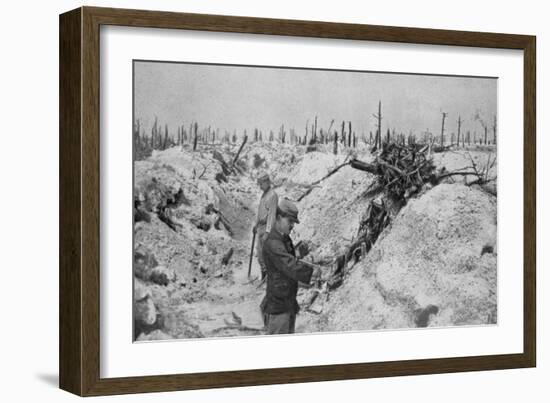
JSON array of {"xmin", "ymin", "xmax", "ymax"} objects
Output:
[{"xmin": 132, "ymin": 60, "xmax": 498, "ymax": 341}]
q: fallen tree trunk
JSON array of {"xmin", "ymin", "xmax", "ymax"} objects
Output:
[{"xmin": 350, "ymin": 158, "xmax": 378, "ymax": 174}]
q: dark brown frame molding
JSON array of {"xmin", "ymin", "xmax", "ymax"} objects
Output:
[{"xmin": 59, "ymin": 6, "xmax": 536, "ymax": 396}]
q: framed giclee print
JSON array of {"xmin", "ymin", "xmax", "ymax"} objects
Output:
[{"xmin": 59, "ymin": 6, "xmax": 536, "ymax": 396}]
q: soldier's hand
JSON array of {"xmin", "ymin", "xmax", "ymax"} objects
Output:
[
  {"xmin": 296, "ymin": 241, "xmax": 310, "ymax": 259},
  {"xmin": 261, "ymin": 232, "xmax": 269, "ymax": 242}
]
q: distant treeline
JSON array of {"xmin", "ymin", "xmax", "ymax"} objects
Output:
[{"xmin": 134, "ymin": 101, "xmax": 497, "ymax": 160}]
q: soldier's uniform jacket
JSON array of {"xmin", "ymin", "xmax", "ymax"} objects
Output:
[
  {"xmin": 260, "ymin": 228, "xmax": 313, "ymax": 315},
  {"xmin": 256, "ymin": 188, "xmax": 278, "ymax": 233}
]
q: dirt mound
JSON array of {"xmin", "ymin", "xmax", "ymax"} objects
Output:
[
  {"xmin": 433, "ymin": 149, "xmax": 497, "ymax": 195},
  {"xmin": 243, "ymin": 142, "xmax": 299, "ymax": 182},
  {"xmin": 288, "ymin": 151, "xmax": 346, "ymax": 184},
  {"xmin": 133, "ymin": 145, "xmax": 262, "ymax": 339},
  {"xmin": 315, "ymin": 183, "xmax": 497, "ymax": 332}
]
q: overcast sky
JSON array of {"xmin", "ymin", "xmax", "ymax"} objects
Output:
[{"xmin": 134, "ymin": 60, "xmax": 497, "ymax": 138}]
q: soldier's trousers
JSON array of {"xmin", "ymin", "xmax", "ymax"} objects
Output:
[
  {"xmin": 265, "ymin": 312, "xmax": 296, "ymax": 334},
  {"xmin": 256, "ymin": 225, "xmax": 267, "ymax": 279}
]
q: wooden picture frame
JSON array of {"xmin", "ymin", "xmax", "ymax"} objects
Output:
[{"xmin": 59, "ymin": 6, "xmax": 536, "ymax": 396}]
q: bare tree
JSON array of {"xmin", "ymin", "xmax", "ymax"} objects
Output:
[
  {"xmin": 151, "ymin": 116, "xmax": 158, "ymax": 148},
  {"xmin": 313, "ymin": 116, "xmax": 318, "ymax": 144},
  {"xmin": 163, "ymin": 124, "xmax": 169, "ymax": 149},
  {"xmin": 474, "ymin": 109, "xmax": 488, "ymax": 145},
  {"xmin": 192, "ymin": 122, "xmax": 198, "ymax": 151},
  {"xmin": 457, "ymin": 115, "xmax": 463, "ymax": 147},
  {"xmin": 373, "ymin": 101, "xmax": 382, "ymax": 149},
  {"xmin": 440, "ymin": 111, "xmax": 448, "ymax": 146}
]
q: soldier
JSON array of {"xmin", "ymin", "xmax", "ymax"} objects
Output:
[
  {"xmin": 260, "ymin": 199, "xmax": 320, "ymax": 334},
  {"xmin": 254, "ymin": 173, "xmax": 278, "ymax": 280}
]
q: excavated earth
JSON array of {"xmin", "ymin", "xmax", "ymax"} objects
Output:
[
  {"xmin": 303, "ymin": 183, "xmax": 497, "ymax": 333},
  {"xmin": 133, "ymin": 142, "xmax": 497, "ymax": 340}
]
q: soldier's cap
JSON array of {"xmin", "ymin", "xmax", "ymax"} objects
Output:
[
  {"xmin": 257, "ymin": 173, "xmax": 271, "ymax": 183},
  {"xmin": 277, "ymin": 198, "xmax": 300, "ymax": 224}
]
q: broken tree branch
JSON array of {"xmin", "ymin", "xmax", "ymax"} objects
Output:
[{"xmin": 230, "ymin": 135, "xmax": 248, "ymax": 171}]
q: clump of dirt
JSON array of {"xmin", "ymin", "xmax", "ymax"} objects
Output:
[{"xmin": 310, "ymin": 183, "xmax": 497, "ymax": 332}]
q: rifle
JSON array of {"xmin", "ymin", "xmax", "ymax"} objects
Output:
[{"xmin": 247, "ymin": 230, "xmax": 256, "ymax": 278}]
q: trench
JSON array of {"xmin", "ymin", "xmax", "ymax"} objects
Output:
[{"xmin": 134, "ymin": 143, "xmax": 498, "ymax": 340}]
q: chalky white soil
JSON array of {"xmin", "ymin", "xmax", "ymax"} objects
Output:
[
  {"xmin": 310, "ymin": 183, "xmax": 497, "ymax": 333},
  {"xmin": 133, "ymin": 142, "xmax": 497, "ymax": 341}
]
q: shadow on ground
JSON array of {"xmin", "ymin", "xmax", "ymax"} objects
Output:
[{"xmin": 35, "ymin": 373, "xmax": 58, "ymax": 388}]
